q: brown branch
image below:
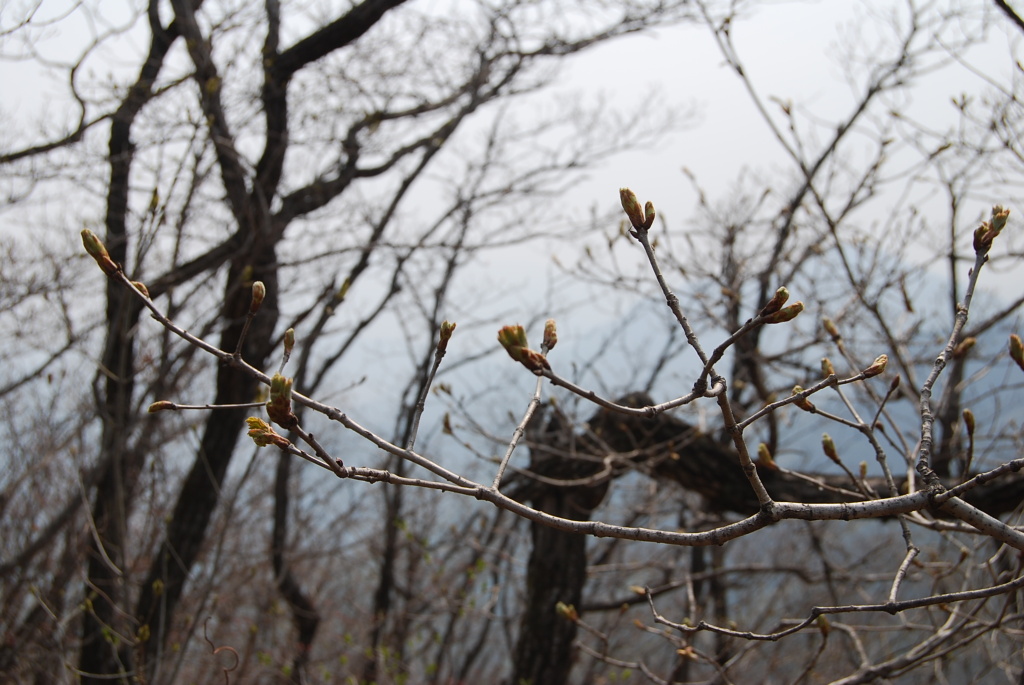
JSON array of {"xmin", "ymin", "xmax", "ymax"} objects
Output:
[
  {"xmin": 993, "ymin": 0, "xmax": 1024, "ymax": 34},
  {"xmin": 270, "ymin": 0, "xmax": 408, "ymax": 80}
]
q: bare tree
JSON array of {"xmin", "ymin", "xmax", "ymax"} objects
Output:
[
  {"xmin": 4, "ymin": 1, "xmax": 1024, "ymax": 684},
  {"xmin": 539, "ymin": 2, "xmax": 1024, "ymax": 682},
  {"xmin": 0, "ymin": 0, "xmax": 694, "ymax": 683}
]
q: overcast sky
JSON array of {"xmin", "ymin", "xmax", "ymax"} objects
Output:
[{"xmin": 2, "ymin": 0, "xmax": 1021, "ymax": 441}]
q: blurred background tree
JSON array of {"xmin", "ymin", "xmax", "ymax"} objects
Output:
[{"xmin": 2, "ymin": 1, "xmax": 1023, "ymax": 684}]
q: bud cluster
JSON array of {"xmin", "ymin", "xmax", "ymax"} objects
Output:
[
  {"xmin": 497, "ymin": 324, "xmax": 551, "ymax": 373},
  {"xmin": 619, "ymin": 188, "xmax": 656, "ymax": 232},
  {"xmin": 266, "ymin": 373, "xmax": 299, "ymax": 430},
  {"xmin": 246, "ymin": 417, "xmax": 291, "ymax": 449},
  {"xmin": 972, "ymin": 205, "xmax": 1010, "ymax": 254}
]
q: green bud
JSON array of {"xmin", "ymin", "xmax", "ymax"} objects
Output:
[
  {"xmin": 246, "ymin": 416, "xmax": 291, "ymax": 448},
  {"xmin": 756, "ymin": 443, "xmax": 778, "ymax": 470},
  {"xmin": 543, "ymin": 319, "xmax": 557, "ymax": 352},
  {"xmin": 863, "ymin": 354, "xmax": 888, "ymax": 378},
  {"xmin": 438, "ymin": 320, "xmax": 456, "ymax": 353},
  {"xmin": 497, "ymin": 324, "xmax": 529, "ymax": 353},
  {"xmin": 619, "ymin": 188, "xmax": 646, "ymax": 230},
  {"xmin": 973, "ymin": 206, "xmax": 1011, "ymax": 253},
  {"xmin": 250, "ymin": 281, "xmax": 266, "ymax": 314},
  {"xmin": 952, "ymin": 337, "xmax": 976, "ymax": 359},
  {"xmin": 498, "ymin": 324, "xmax": 549, "ymax": 373},
  {"xmin": 792, "ymin": 386, "xmax": 815, "ymax": 412},
  {"xmin": 822, "ymin": 433, "xmax": 839, "ymax": 463},
  {"xmin": 763, "ymin": 301, "xmax": 804, "ymax": 324},
  {"xmin": 148, "ymin": 401, "xmax": 175, "ymax": 413},
  {"xmin": 820, "ymin": 357, "xmax": 835, "ymax": 378},
  {"xmin": 284, "ymin": 328, "xmax": 295, "ymax": 357},
  {"xmin": 643, "ymin": 201, "xmax": 656, "ymax": 230},
  {"xmin": 555, "ymin": 601, "xmax": 579, "ymax": 622},
  {"xmin": 991, "ymin": 205, "xmax": 1009, "ymax": 232},
  {"xmin": 81, "ymin": 229, "xmax": 119, "ymax": 276},
  {"xmin": 1010, "ymin": 334, "xmax": 1024, "ymax": 372},
  {"xmin": 759, "ymin": 287, "xmax": 790, "ymax": 317},
  {"xmin": 270, "ymin": 373, "xmax": 292, "ymax": 400},
  {"xmin": 266, "ymin": 374, "xmax": 298, "ymax": 430},
  {"xmin": 822, "ymin": 317, "xmax": 841, "ymax": 341}
]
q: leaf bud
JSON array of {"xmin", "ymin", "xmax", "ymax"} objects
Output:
[
  {"xmin": 519, "ymin": 348, "xmax": 551, "ymax": 373},
  {"xmin": 543, "ymin": 318, "xmax": 558, "ymax": 351},
  {"xmin": 952, "ymin": 337, "xmax": 976, "ymax": 359},
  {"xmin": 246, "ymin": 416, "xmax": 291, "ymax": 448},
  {"xmin": 822, "ymin": 317, "xmax": 841, "ymax": 342},
  {"xmin": 266, "ymin": 373, "xmax": 298, "ymax": 430},
  {"xmin": 972, "ymin": 224, "xmax": 988, "ymax": 253},
  {"xmin": 863, "ymin": 354, "xmax": 888, "ymax": 378},
  {"xmin": 148, "ymin": 400, "xmax": 175, "ymax": 413},
  {"xmin": 283, "ymin": 328, "xmax": 295, "ymax": 357},
  {"xmin": 555, "ymin": 601, "xmax": 579, "ymax": 623},
  {"xmin": 756, "ymin": 443, "xmax": 778, "ymax": 470},
  {"xmin": 822, "ymin": 433, "xmax": 839, "ymax": 463},
  {"xmin": 1010, "ymin": 334, "xmax": 1024, "ymax": 372},
  {"xmin": 991, "ymin": 205, "xmax": 1010, "ymax": 232},
  {"xmin": 820, "ymin": 357, "xmax": 835, "ymax": 378},
  {"xmin": 246, "ymin": 416, "xmax": 265, "ymax": 429},
  {"xmin": 763, "ymin": 301, "xmax": 804, "ymax": 324},
  {"xmin": 791, "ymin": 385, "xmax": 815, "ymax": 412},
  {"xmin": 973, "ymin": 206, "xmax": 1011, "ymax": 253},
  {"xmin": 131, "ymin": 281, "xmax": 150, "ymax": 299},
  {"xmin": 81, "ymin": 229, "xmax": 119, "ymax": 276},
  {"xmin": 759, "ymin": 287, "xmax": 790, "ymax": 317},
  {"xmin": 962, "ymin": 408, "xmax": 975, "ymax": 436},
  {"xmin": 643, "ymin": 201, "xmax": 656, "ymax": 230},
  {"xmin": 438, "ymin": 320, "xmax": 457, "ymax": 353},
  {"xmin": 497, "ymin": 324, "xmax": 549, "ymax": 372},
  {"xmin": 249, "ymin": 281, "xmax": 266, "ymax": 314},
  {"xmin": 497, "ymin": 324, "xmax": 529, "ymax": 354},
  {"xmin": 619, "ymin": 188, "xmax": 646, "ymax": 230}
]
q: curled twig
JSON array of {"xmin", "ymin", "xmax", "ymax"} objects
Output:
[{"xmin": 203, "ymin": 618, "xmax": 239, "ymax": 685}]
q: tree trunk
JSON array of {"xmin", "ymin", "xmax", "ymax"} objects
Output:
[
  {"xmin": 135, "ymin": 246, "xmax": 280, "ymax": 678},
  {"xmin": 511, "ymin": 403, "xmax": 614, "ymax": 685}
]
